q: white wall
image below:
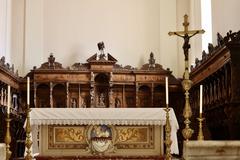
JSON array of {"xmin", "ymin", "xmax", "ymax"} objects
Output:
[
  {"xmin": 212, "ymin": 0, "xmax": 240, "ymax": 45},
  {"xmin": 10, "ymin": 0, "xmax": 181, "ymax": 77},
  {"xmin": 11, "ymin": 0, "xmax": 25, "ymax": 75},
  {"xmin": 176, "ymin": 0, "xmax": 190, "ymax": 76},
  {"xmin": 7, "ymin": 0, "xmax": 240, "ymax": 77},
  {"xmin": 0, "ymin": 0, "xmax": 7, "ymax": 57},
  {"xmin": 0, "ymin": 0, "xmax": 11, "ymax": 62}
]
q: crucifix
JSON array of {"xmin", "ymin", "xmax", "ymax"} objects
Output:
[
  {"xmin": 168, "ymin": 14, "xmax": 205, "ymax": 142},
  {"xmin": 169, "ymin": 14, "xmax": 205, "ymax": 62}
]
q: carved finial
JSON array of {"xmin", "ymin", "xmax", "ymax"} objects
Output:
[
  {"xmin": 48, "ymin": 53, "xmax": 55, "ymax": 69},
  {"xmin": 15, "ymin": 70, "xmax": 18, "ymax": 76},
  {"xmin": 195, "ymin": 58, "xmax": 200, "ymax": 66},
  {"xmin": 97, "ymin": 42, "xmax": 105, "ymax": 51},
  {"xmin": 217, "ymin": 32, "xmax": 224, "ymax": 46},
  {"xmin": 0, "ymin": 56, "xmax": 5, "ymax": 65},
  {"xmin": 149, "ymin": 52, "xmax": 155, "ymax": 68},
  {"xmin": 208, "ymin": 43, "xmax": 214, "ymax": 53},
  {"xmin": 202, "ymin": 50, "xmax": 207, "ymax": 61},
  {"xmin": 11, "ymin": 64, "xmax": 14, "ymax": 72},
  {"xmin": 6, "ymin": 63, "xmax": 10, "ymax": 69},
  {"xmin": 190, "ymin": 65, "xmax": 194, "ymax": 71},
  {"xmin": 97, "ymin": 42, "xmax": 106, "ymax": 60}
]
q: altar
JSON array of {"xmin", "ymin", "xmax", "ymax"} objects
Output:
[{"xmin": 29, "ymin": 108, "xmax": 179, "ymax": 159}]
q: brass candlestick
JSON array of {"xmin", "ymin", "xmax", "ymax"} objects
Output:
[
  {"xmin": 197, "ymin": 113, "xmax": 205, "ymax": 141},
  {"xmin": 5, "ymin": 113, "xmax": 12, "ymax": 160},
  {"xmin": 164, "ymin": 104, "xmax": 172, "ymax": 160},
  {"xmin": 181, "ymin": 70, "xmax": 194, "ymax": 141},
  {"xmin": 25, "ymin": 105, "xmax": 33, "ymax": 160}
]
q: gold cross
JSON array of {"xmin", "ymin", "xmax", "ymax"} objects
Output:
[{"xmin": 168, "ymin": 14, "xmax": 205, "ymax": 36}]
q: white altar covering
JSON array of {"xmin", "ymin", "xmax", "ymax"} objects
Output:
[{"xmin": 29, "ymin": 108, "xmax": 179, "ymax": 155}]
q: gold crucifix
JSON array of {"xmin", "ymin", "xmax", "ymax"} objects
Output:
[{"xmin": 168, "ymin": 14, "xmax": 205, "ymax": 62}]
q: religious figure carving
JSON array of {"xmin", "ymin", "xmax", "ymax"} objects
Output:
[
  {"xmin": 98, "ymin": 93, "xmax": 105, "ymax": 107},
  {"xmin": 81, "ymin": 98, "xmax": 86, "ymax": 108},
  {"xmin": 168, "ymin": 15, "xmax": 205, "ymax": 62},
  {"xmin": 115, "ymin": 97, "xmax": 121, "ymax": 108},
  {"xmin": 110, "ymin": 72, "xmax": 113, "ymax": 82},
  {"xmin": 91, "ymin": 72, "xmax": 95, "ymax": 81},
  {"xmin": 71, "ymin": 98, "xmax": 77, "ymax": 108},
  {"xmin": 171, "ymin": 32, "xmax": 200, "ymax": 61}
]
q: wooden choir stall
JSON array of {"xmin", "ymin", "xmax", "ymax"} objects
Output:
[{"xmin": 190, "ymin": 30, "xmax": 240, "ymax": 140}]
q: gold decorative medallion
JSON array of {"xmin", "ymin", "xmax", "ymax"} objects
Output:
[{"xmin": 86, "ymin": 125, "xmax": 117, "ymax": 155}]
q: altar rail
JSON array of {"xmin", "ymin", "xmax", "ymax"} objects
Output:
[{"xmin": 190, "ymin": 30, "xmax": 240, "ymax": 140}]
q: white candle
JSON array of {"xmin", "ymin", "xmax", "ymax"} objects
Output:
[
  {"xmin": 166, "ymin": 77, "xmax": 169, "ymax": 105},
  {"xmin": 200, "ymin": 85, "xmax": 203, "ymax": 113},
  {"xmin": 7, "ymin": 85, "xmax": 10, "ymax": 114},
  {"xmin": 27, "ymin": 77, "xmax": 30, "ymax": 105}
]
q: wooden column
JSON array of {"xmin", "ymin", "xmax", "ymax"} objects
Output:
[
  {"xmin": 90, "ymin": 72, "xmax": 95, "ymax": 108},
  {"xmin": 34, "ymin": 82, "xmax": 37, "ymax": 108},
  {"xmin": 151, "ymin": 83, "xmax": 154, "ymax": 107},
  {"xmin": 4, "ymin": 89, "xmax": 7, "ymax": 106},
  {"xmin": 135, "ymin": 83, "xmax": 139, "ymax": 107},
  {"xmin": 78, "ymin": 84, "xmax": 81, "ymax": 108},
  {"xmin": 0, "ymin": 88, "xmax": 3, "ymax": 106},
  {"xmin": 109, "ymin": 72, "xmax": 114, "ymax": 108},
  {"xmin": 66, "ymin": 82, "xmax": 69, "ymax": 108},
  {"xmin": 90, "ymin": 84, "xmax": 94, "ymax": 108},
  {"xmin": 50, "ymin": 82, "xmax": 53, "ymax": 108},
  {"xmin": 109, "ymin": 88, "xmax": 113, "ymax": 108},
  {"xmin": 122, "ymin": 85, "xmax": 125, "ymax": 108}
]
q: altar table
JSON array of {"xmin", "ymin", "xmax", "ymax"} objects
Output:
[{"xmin": 29, "ymin": 108, "xmax": 179, "ymax": 159}]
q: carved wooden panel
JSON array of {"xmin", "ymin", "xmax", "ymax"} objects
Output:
[
  {"xmin": 112, "ymin": 74, "xmax": 135, "ymax": 82},
  {"xmin": 34, "ymin": 74, "xmax": 89, "ymax": 82},
  {"xmin": 136, "ymin": 75, "xmax": 165, "ymax": 82}
]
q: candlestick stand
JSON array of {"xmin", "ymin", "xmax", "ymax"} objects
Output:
[
  {"xmin": 164, "ymin": 104, "xmax": 172, "ymax": 160},
  {"xmin": 25, "ymin": 104, "xmax": 33, "ymax": 160},
  {"xmin": 197, "ymin": 113, "xmax": 205, "ymax": 141},
  {"xmin": 5, "ymin": 113, "xmax": 12, "ymax": 160},
  {"xmin": 181, "ymin": 72, "xmax": 194, "ymax": 141}
]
